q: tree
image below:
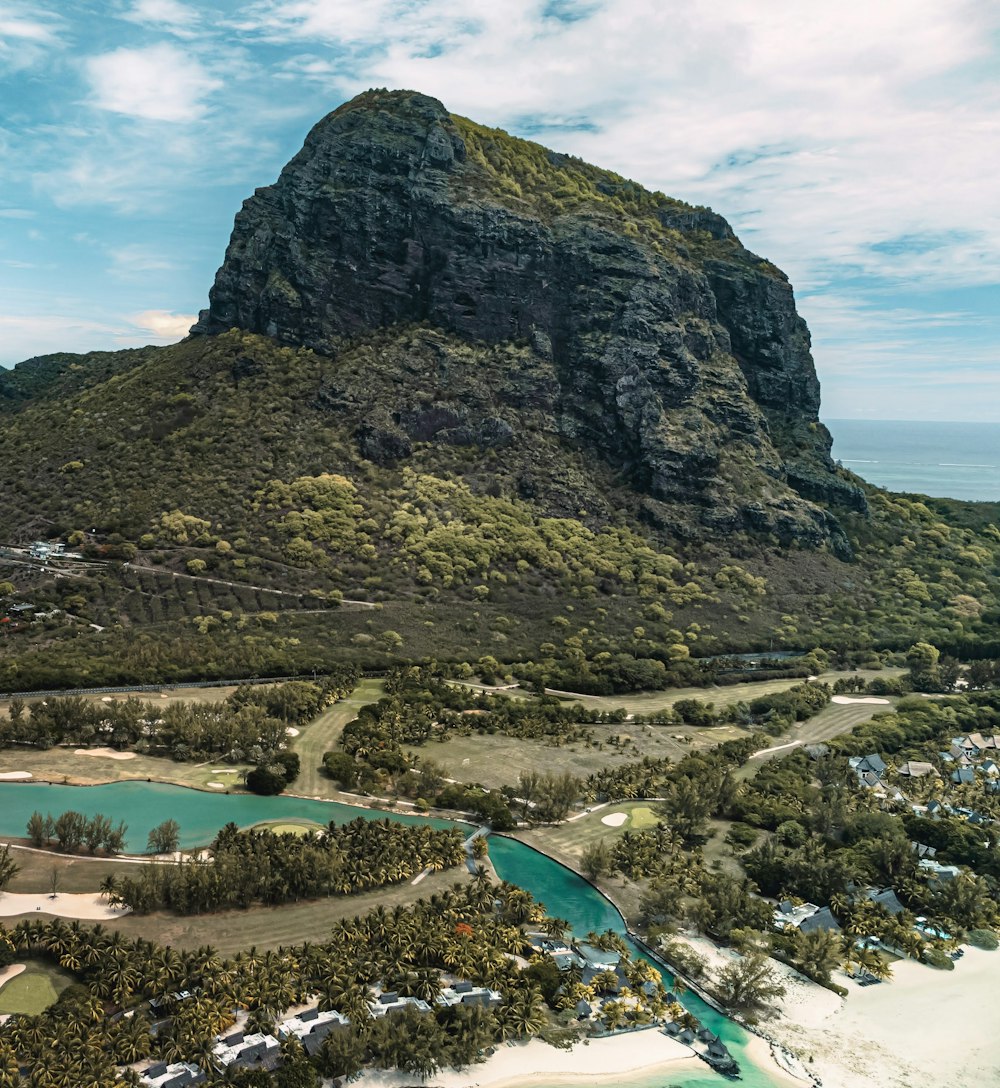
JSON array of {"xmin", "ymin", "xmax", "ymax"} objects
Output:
[
  {"xmin": 316, "ymin": 1028, "xmax": 366, "ymax": 1079},
  {"xmin": 0, "ymin": 846, "xmax": 19, "ymax": 891},
  {"xmin": 714, "ymin": 953, "xmax": 786, "ymax": 1020},
  {"xmin": 322, "ymin": 751, "xmax": 358, "ymax": 789},
  {"xmin": 906, "ymin": 642, "xmax": 941, "ymax": 692},
  {"xmin": 581, "ymin": 839, "xmax": 612, "ymax": 880},
  {"xmin": 793, "ymin": 928, "xmax": 844, "ymax": 983},
  {"xmin": 53, "ymin": 810, "xmax": 87, "ymax": 852},
  {"xmin": 246, "ymin": 764, "xmax": 289, "ymax": 795},
  {"xmin": 146, "ymin": 819, "xmax": 181, "ymax": 854},
  {"xmin": 26, "ymin": 810, "xmax": 48, "ymax": 848}
]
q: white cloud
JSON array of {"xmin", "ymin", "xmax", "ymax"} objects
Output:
[
  {"xmin": 241, "ymin": 0, "xmax": 1000, "ymax": 297},
  {"xmin": 0, "ymin": 314, "xmax": 124, "ymax": 365},
  {"xmin": 0, "ymin": 310, "xmax": 196, "ymax": 367},
  {"xmin": 0, "ymin": 5, "xmax": 61, "ymax": 71},
  {"xmin": 108, "ymin": 245, "xmax": 177, "ymax": 276},
  {"xmin": 123, "ymin": 0, "xmax": 200, "ymax": 38},
  {"xmin": 129, "ymin": 309, "xmax": 196, "ymax": 339},
  {"xmin": 85, "ymin": 43, "xmax": 221, "ymax": 122}
]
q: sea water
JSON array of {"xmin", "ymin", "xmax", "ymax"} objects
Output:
[{"xmin": 825, "ymin": 419, "xmax": 1000, "ymax": 501}]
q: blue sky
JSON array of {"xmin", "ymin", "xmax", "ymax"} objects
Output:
[{"xmin": 2, "ymin": 0, "xmax": 999, "ymax": 420}]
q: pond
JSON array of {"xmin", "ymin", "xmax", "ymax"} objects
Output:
[
  {"xmin": 0, "ymin": 781, "xmax": 463, "ymax": 850},
  {"xmin": 0, "ymin": 781, "xmax": 783, "ymax": 1086}
]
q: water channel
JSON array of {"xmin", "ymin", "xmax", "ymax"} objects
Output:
[{"xmin": 0, "ymin": 782, "xmax": 783, "ymax": 1087}]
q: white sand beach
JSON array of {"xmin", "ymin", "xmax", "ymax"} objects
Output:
[
  {"xmin": 674, "ymin": 933, "xmax": 1000, "ymax": 1088},
  {"xmin": 0, "ymin": 892, "xmax": 131, "ymax": 920},
  {"xmin": 349, "ymin": 1031, "xmax": 704, "ymax": 1088},
  {"xmin": 772, "ymin": 948, "xmax": 1000, "ymax": 1088},
  {"xmin": 74, "ymin": 747, "xmax": 136, "ymax": 760}
]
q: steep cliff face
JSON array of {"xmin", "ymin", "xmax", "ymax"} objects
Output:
[{"xmin": 193, "ymin": 89, "xmax": 864, "ymax": 552}]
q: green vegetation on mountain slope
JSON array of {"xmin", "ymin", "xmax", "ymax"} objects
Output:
[{"xmin": 0, "ymin": 327, "xmax": 999, "ymax": 689}]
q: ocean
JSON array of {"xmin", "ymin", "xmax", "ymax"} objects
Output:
[{"xmin": 825, "ymin": 419, "xmax": 1000, "ymax": 502}]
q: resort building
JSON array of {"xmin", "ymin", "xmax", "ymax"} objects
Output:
[
  {"xmin": 211, "ymin": 1030, "xmax": 281, "ymax": 1073},
  {"xmin": 797, "ymin": 907, "xmax": 842, "ymax": 935},
  {"xmin": 772, "ymin": 900, "xmax": 820, "ymax": 930},
  {"xmin": 896, "ymin": 760, "xmax": 939, "ymax": 778},
  {"xmin": 372, "ymin": 992, "xmax": 432, "ymax": 1017},
  {"xmin": 278, "ymin": 1007, "xmax": 350, "ymax": 1056},
  {"xmin": 849, "ymin": 754, "xmax": 888, "ymax": 790},
  {"xmin": 436, "ymin": 981, "xmax": 502, "ymax": 1008},
  {"xmin": 918, "ymin": 858, "xmax": 961, "ymax": 883},
  {"xmin": 139, "ymin": 1061, "xmax": 205, "ymax": 1088}
]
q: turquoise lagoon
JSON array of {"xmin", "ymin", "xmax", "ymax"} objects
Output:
[{"xmin": 0, "ymin": 782, "xmax": 782, "ymax": 1087}]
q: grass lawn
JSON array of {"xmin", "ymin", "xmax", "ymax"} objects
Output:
[
  {"xmin": 0, "ymin": 744, "xmax": 254, "ymax": 792},
  {"xmin": 0, "ymin": 868, "xmax": 474, "ymax": 955},
  {"xmin": 628, "ymin": 805, "xmax": 659, "ymax": 829},
  {"xmin": 542, "ymin": 676, "xmax": 810, "ymax": 715},
  {"xmin": 428, "ymin": 721, "xmax": 749, "ymax": 792},
  {"xmin": 735, "ymin": 698, "xmax": 897, "ymax": 780},
  {"xmin": 5, "ymin": 843, "xmax": 150, "ymax": 893},
  {"xmin": 290, "ymin": 679, "xmax": 386, "ymax": 800},
  {"xmin": 0, "ymin": 685, "xmax": 241, "ymax": 719},
  {"xmin": 249, "ymin": 820, "xmax": 325, "ymax": 837},
  {"xmin": 0, "ymin": 961, "xmax": 75, "ymax": 1015},
  {"xmin": 523, "ymin": 802, "xmax": 663, "ymax": 866}
]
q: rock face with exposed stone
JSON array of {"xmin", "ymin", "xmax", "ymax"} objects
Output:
[{"xmin": 193, "ymin": 89, "xmax": 865, "ymax": 552}]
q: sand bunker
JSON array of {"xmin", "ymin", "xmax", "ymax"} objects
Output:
[
  {"xmin": 0, "ymin": 771, "xmax": 32, "ymax": 780},
  {"xmin": 207, "ymin": 782, "xmax": 226, "ymax": 789},
  {"xmin": 0, "ymin": 892, "xmax": 130, "ymax": 920},
  {"xmin": 831, "ymin": 695, "xmax": 890, "ymax": 705},
  {"xmin": 601, "ymin": 811, "xmax": 629, "ymax": 827},
  {"xmin": 0, "ymin": 964, "xmax": 25, "ymax": 993},
  {"xmin": 212, "ymin": 769, "xmax": 239, "ymax": 774},
  {"xmin": 285, "ymin": 726, "xmax": 300, "ymax": 737},
  {"xmin": 74, "ymin": 747, "xmax": 136, "ymax": 760}
]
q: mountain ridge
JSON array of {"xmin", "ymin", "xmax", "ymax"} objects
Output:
[
  {"xmin": 191, "ymin": 89, "xmax": 864, "ymax": 552},
  {"xmin": 2, "ymin": 90, "xmax": 1000, "ymax": 686}
]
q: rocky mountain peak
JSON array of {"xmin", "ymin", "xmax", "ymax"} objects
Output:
[{"xmin": 191, "ymin": 89, "xmax": 866, "ymax": 553}]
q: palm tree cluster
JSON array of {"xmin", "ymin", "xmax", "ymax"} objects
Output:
[
  {"xmin": 103, "ymin": 819, "xmax": 466, "ymax": 914},
  {"xmin": 0, "ymin": 877, "xmax": 560, "ymax": 1088}
]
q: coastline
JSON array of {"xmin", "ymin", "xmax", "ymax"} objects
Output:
[
  {"xmin": 673, "ymin": 932, "xmax": 1000, "ymax": 1088},
  {"xmin": 347, "ymin": 1031, "xmax": 705, "ymax": 1088}
]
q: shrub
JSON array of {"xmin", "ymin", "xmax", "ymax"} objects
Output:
[
  {"xmin": 921, "ymin": 947, "xmax": 956, "ymax": 970},
  {"xmin": 246, "ymin": 764, "xmax": 290, "ymax": 795},
  {"xmin": 967, "ymin": 929, "xmax": 999, "ymax": 951}
]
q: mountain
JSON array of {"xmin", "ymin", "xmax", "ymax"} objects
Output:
[
  {"xmin": 192, "ymin": 89, "xmax": 865, "ymax": 553},
  {"xmin": 1, "ymin": 89, "xmax": 999, "ymax": 686}
]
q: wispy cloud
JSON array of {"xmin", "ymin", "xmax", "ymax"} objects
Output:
[
  {"xmin": 122, "ymin": 0, "xmax": 201, "ymax": 39},
  {"xmin": 85, "ymin": 43, "xmax": 221, "ymax": 122},
  {"xmin": 0, "ymin": 4, "xmax": 62, "ymax": 72},
  {"xmin": 108, "ymin": 245, "xmax": 177, "ymax": 276}
]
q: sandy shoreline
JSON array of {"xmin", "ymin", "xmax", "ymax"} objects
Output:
[
  {"xmin": 349, "ymin": 1031, "xmax": 704, "ymax": 1088},
  {"xmin": 674, "ymin": 932, "xmax": 1000, "ymax": 1088}
]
